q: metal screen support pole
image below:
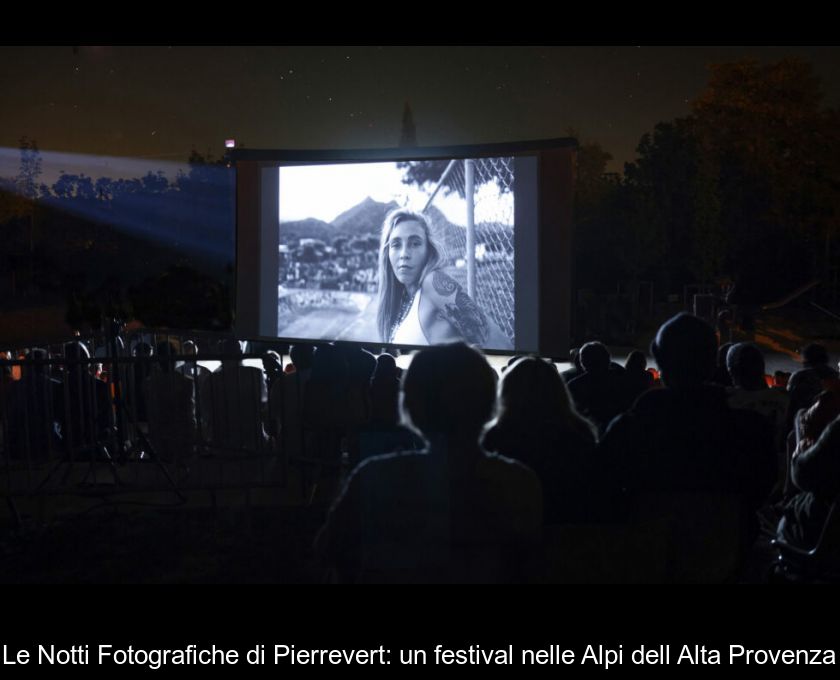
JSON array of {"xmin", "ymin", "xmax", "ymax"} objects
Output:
[
  {"xmin": 422, "ymin": 160, "xmax": 457, "ymax": 213},
  {"xmin": 465, "ymin": 159, "xmax": 475, "ymax": 298}
]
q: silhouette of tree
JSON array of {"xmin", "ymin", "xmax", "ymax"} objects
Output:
[
  {"xmin": 52, "ymin": 173, "xmax": 95, "ymax": 200},
  {"xmin": 397, "ymin": 158, "xmax": 512, "ymax": 199},
  {"xmin": 95, "ymin": 176, "xmax": 114, "ymax": 201},
  {"xmin": 181, "ymin": 147, "xmax": 229, "ymax": 186},
  {"xmin": 624, "ymin": 120, "xmax": 722, "ymax": 286},
  {"xmin": 14, "ymin": 137, "xmax": 44, "ymax": 291},
  {"xmin": 397, "ymin": 159, "xmax": 449, "ymax": 192},
  {"xmin": 137, "ymin": 171, "xmax": 168, "ymax": 194},
  {"xmin": 16, "ymin": 136, "xmax": 42, "ymax": 201},
  {"xmin": 690, "ymin": 58, "xmax": 840, "ymax": 297},
  {"xmin": 572, "ymin": 136, "xmax": 653, "ymax": 291},
  {"xmin": 577, "ymin": 58, "xmax": 840, "ymax": 301},
  {"xmin": 1, "ymin": 140, "xmax": 235, "ymax": 331}
]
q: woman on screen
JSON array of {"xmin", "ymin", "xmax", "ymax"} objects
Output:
[{"xmin": 375, "ymin": 209, "xmax": 511, "ymax": 348}]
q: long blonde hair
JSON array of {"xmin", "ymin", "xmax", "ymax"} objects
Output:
[
  {"xmin": 376, "ymin": 209, "xmax": 444, "ymax": 342},
  {"xmin": 495, "ymin": 357, "xmax": 597, "ymax": 440}
]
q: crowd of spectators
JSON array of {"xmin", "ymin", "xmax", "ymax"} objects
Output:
[{"xmin": 2, "ymin": 312, "xmax": 840, "ymax": 583}]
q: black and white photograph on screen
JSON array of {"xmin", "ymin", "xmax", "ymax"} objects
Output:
[{"xmin": 277, "ymin": 158, "xmax": 516, "ymax": 350}]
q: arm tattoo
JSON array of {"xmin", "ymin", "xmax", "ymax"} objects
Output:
[
  {"xmin": 441, "ymin": 289, "xmax": 489, "ymax": 344},
  {"xmin": 432, "ymin": 270, "xmax": 457, "ymax": 296}
]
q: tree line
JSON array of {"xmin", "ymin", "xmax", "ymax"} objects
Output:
[
  {"xmin": 573, "ymin": 58, "xmax": 840, "ymax": 307},
  {"xmin": 0, "ymin": 147, "xmax": 235, "ymax": 331}
]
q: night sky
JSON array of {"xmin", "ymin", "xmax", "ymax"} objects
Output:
[{"xmin": 2, "ymin": 45, "xmax": 840, "ymax": 176}]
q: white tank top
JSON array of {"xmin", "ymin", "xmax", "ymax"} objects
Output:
[{"xmin": 391, "ymin": 291, "xmax": 429, "ymax": 345}]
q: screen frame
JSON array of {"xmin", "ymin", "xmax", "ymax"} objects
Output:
[{"xmin": 232, "ymin": 138, "xmax": 576, "ymax": 358}]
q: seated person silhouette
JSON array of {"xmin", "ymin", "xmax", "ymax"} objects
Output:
[
  {"xmin": 143, "ymin": 341, "xmax": 197, "ymax": 462},
  {"xmin": 597, "ymin": 315, "xmax": 779, "ymax": 580},
  {"xmin": 713, "ymin": 342, "xmax": 734, "ymax": 387},
  {"xmin": 360, "ymin": 352, "xmax": 420, "ymax": 460},
  {"xmin": 599, "ymin": 314, "xmax": 776, "ymax": 521},
  {"xmin": 302, "ymin": 344, "xmax": 352, "ymax": 462},
  {"xmin": 270, "ymin": 343, "xmax": 314, "ymax": 460},
  {"xmin": 623, "ymin": 350, "xmax": 654, "ymax": 407},
  {"xmin": 175, "ymin": 340, "xmax": 211, "ymax": 382},
  {"xmin": 316, "ymin": 343, "xmax": 542, "ymax": 583},
  {"xmin": 778, "ymin": 397, "xmax": 840, "ymax": 549},
  {"xmin": 202, "ymin": 339, "xmax": 268, "ymax": 452},
  {"xmin": 483, "ymin": 356, "xmax": 604, "ymax": 524},
  {"xmin": 567, "ymin": 341, "xmax": 627, "ymax": 436},
  {"xmin": 788, "ymin": 343, "xmax": 840, "ymax": 415},
  {"xmin": 726, "ymin": 342, "xmax": 791, "ymax": 488}
]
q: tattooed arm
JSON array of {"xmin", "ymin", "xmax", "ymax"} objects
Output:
[{"xmin": 421, "ymin": 269, "xmax": 490, "ymax": 345}]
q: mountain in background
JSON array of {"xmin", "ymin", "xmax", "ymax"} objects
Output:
[
  {"xmin": 280, "ymin": 197, "xmax": 399, "ymax": 243},
  {"xmin": 279, "ymin": 196, "xmax": 513, "ymax": 255},
  {"xmin": 331, "ymin": 197, "xmax": 399, "ymax": 237},
  {"xmin": 278, "ymin": 218, "xmax": 333, "ymax": 244}
]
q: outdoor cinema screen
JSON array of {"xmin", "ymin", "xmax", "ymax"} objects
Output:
[
  {"xmin": 234, "ymin": 140, "xmax": 574, "ymax": 355},
  {"xmin": 277, "ymin": 158, "xmax": 519, "ymax": 350}
]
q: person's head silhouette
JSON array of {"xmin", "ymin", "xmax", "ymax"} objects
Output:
[
  {"xmin": 801, "ymin": 343, "xmax": 830, "ymax": 368},
  {"xmin": 373, "ymin": 352, "xmax": 398, "ymax": 381},
  {"xmin": 650, "ymin": 313, "xmax": 717, "ymax": 389},
  {"xmin": 726, "ymin": 342, "xmax": 766, "ymax": 390},
  {"xmin": 625, "ymin": 350, "xmax": 647, "ymax": 373},
  {"xmin": 498, "ymin": 356, "xmax": 575, "ymax": 428},
  {"xmin": 579, "ymin": 341, "xmax": 610, "ymax": 374},
  {"xmin": 401, "ymin": 343, "xmax": 495, "ymax": 446}
]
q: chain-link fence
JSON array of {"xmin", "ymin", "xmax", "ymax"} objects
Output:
[{"xmin": 422, "ymin": 157, "xmax": 515, "ymax": 346}]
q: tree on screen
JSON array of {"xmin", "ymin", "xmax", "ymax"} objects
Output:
[{"xmin": 397, "ymin": 159, "xmax": 511, "ymax": 198}]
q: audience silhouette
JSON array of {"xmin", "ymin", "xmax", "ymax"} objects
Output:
[
  {"xmin": 567, "ymin": 341, "xmax": 627, "ymax": 436},
  {"xmin": 5, "ymin": 309, "xmax": 840, "ymax": 583},
  {"xmin": 623, "ymin": 349, "xmax": 654, "ymax": 406},
  {"xmin": 316, "ymin": 343, "xmax": 542, "ymax": 583},
  {"xmin": 599, "ymin": 314, "xmax": 776, "ymax": 523},
  {"xmin": 143, "ymin": 341, "xmax": 197, "ymax": 462},
  {"xmin": 483, "ymin": 357, "xmax": 605, "ymax": 523}
]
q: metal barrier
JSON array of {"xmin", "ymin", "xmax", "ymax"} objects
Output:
[{"xmin": 0, "ymin": 330, "xmax": 308, "ymax": 514}]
